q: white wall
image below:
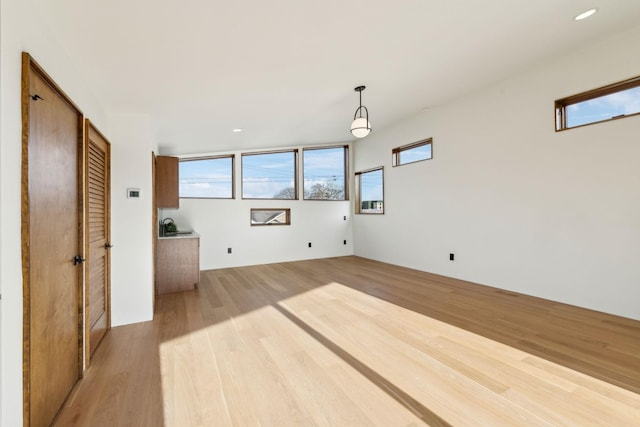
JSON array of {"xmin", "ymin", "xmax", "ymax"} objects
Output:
[
  {"xmin": 0, "ymin": 0, "xmax": 4, "ymax": 421},
  {"xmin": 161, "ymin": 145, "xmax": 354, "ymax": 270},
  {"xmin": 108, "ymin": 113, "xmax": 155, "ymax": 326},
  {"xmin": 0, "ymin": 0, "xmax": 109, "ymax": 425},
  {"xmin": 354, "ymin": 25, "xmax": 640, "ymax": 321}
]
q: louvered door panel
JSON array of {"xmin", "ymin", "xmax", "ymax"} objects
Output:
[{"xmin": 85, "ymin": 121, "xmax": 111, "ymax": 364}]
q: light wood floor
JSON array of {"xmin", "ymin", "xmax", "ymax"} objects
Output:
[{"xmin": 55, "ymin": 256, "xmax": 640, "ymax": 426}]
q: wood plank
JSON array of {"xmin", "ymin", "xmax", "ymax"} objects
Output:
[{"xmin": 54, "ymin": 256, "xmax": 640, "ymax": 426}]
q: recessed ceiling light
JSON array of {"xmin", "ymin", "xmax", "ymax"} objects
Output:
[
  {"xmin": 232, "ymin": 128, "xmax": 243, "ymax": 133},
  {"xmin": 574, "ymin": 8, "xmax": 597, "ymax": 21}
]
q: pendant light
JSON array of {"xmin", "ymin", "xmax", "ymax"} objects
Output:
[{"xmin": 351, "ymin": 85, "xmax": 371, "ymax": 138}]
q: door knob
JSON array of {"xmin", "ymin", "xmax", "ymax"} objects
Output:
[{"xmin": 73, "ymin": 255, "xmax": 86, "ymax": 265}]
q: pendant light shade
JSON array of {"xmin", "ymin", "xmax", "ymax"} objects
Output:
[
  {"xmin": 351, "ymin": 86, "xmax": 371, "ymax": 138},
  {"xmin": 351, "ymin": 117, "xmax": 371, "ymax": 138}
]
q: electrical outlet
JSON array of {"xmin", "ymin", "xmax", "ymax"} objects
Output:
[
  {"xmin": 228, "ymin": 248, "xmax": 232, "ymax": 254},
  {"xmin": 449, "ymin": 253, "xmax": 454, "ymax": 261},
  {"xmin": 308, "ymin": 242, "xmax": 312, "ymax": 248},
  {"xmin": 343, "ymin": 240, "xmax": 347, "ymax": 245},
  {"xmin": 343, "ymin": 215, "xmax": 347, "ymax": 220}
]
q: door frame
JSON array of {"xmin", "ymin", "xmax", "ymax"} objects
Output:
[{"xmin": 21, "ymin": 52, "xmax": 85, "ymax": 426}]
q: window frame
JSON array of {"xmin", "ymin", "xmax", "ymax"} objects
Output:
[
  {"xmin": 354, "ymin": 166, "xmax": 384, "ymax": 215},
  {"xmin": 302, "ymin": 145, "xmax": 349, "ymax": 201},
  {"xmin": 250, "ymin": 208, "xmax": 291, "ymax": 226},
  {"xmin": 241, "ymin": 149, "xmax": 299, "ymax": 200},
  {"xmin": 392, "ymin": 138, "xmax": 433, "ymax": 167},
  {"xmin": 178, "ymin": 154, "xmax": 235, "ymax": 199},
  {"xmin": 555, "ymin": 75, "xmax": 640, "ymax": 131}
]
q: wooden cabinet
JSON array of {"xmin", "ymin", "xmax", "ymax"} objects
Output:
[
  {"xmin": 156, "ymin": 156, "xmax": 179, "ymax": 208},
  {"xmin": 156, "ymin": 236, "xmax": 200, "ymax": 294}
]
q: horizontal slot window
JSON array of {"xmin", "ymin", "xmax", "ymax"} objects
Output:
[
  {"xmin": 250, "ymin": 208, "xmax": 291, "ymax": 226},
  {"xmin": 392, "ymin": 138, "xmax": 433, "ymax": 166},
  {"xmin": 555, "ymin": 75, "xmax": 640, "ymax": 131}
]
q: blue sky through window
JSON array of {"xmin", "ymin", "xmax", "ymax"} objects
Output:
[
  {"xmin": 399, "ymin": 144, "xmax": 432, "ymax": 165},
  {"xmin": 567, "ymin": 86, "xmax": 640, "ymax": 128},
  {"xmin": 303, "ymin": 147, "xmax": 346, "ymax": 200},
  {"xmin": 361, "ymin": 169, "xmax": 383, "ymax": 201},
  {"xmin": 242, "ymin": 151, "xmax": 296, "ymax": 199},
  {"xmin": 179, "ymin": 157, "xmax": 233, "ymax": 198}
]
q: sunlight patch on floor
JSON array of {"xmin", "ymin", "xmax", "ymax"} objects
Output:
[{"xmin": 278, "ymin": 281, "xmax": 640, "ymax": 426}]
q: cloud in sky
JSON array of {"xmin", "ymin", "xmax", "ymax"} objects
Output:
[
  {"xmin": 179, "ymin": 157, "xmax": 233, "ymax": 198},
  {"xmin": 243, "ymin": 177, "xmax": 295, "ymax": 198},
  {"xmin": 567, "ymin": 86, "xmax": 640, "ymax": 126},
  {"xmin": 361, "ymin": 169, "xmax": 383, "ymax": 200},
  {"xmin": 179, "ymin": 181, "xmax": 233, "ymax": 198},
  {"xmin": 304, "ymin": 148, "xmax": 344, "ymax": 171}
]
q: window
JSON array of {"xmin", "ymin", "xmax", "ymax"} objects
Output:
[
  {"xmin": 250, "ymin": 208, "xmax": 291, "ymax": 226},
  {"xmin": 242, "ymin": 150, "xmax": 298, "ymax": 199},
  {"xmin": 179, "ymin": 155, "xmax": 234, "ymax": 198},
  {"xmin": 355, "ymin": 167, "xmax": 384, "ymax": 214},
  {"xmin": 392, "ymin": 138, "xmax": 432, "ymax": 166},
  {"xmin": 555, "ymin": 75, "xmax": 640, "ymax": 131},
  {"xmin": 303, "ymin": 146, "xmax": 348, "ymax": 200}
]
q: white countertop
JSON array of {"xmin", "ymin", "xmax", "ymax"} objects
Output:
[{"xmin": 158, "ymin": 231, "xmax": 200, "ymax": 240}]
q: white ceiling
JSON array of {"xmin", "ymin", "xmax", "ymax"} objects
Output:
[{"xmin": 32, "ymin": 0, "xmax": 640, "ymax": 155}]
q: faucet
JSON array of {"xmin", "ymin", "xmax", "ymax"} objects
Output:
[{"xmin": 161, "ymin": 218, "xmax": 177, "ymax": 235}]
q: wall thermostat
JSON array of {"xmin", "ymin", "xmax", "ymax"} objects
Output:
[{"xmin": 127, "ymin": 188, "xmax": 141, "ymax": 198}]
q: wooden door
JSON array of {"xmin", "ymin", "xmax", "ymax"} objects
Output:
[
  {"xmin": 85, "ymin": 120, "xmax": 111, "ymax": 365},
  {"xmin": 22, "ymin": 53, "xmax": 84, "ymax": 427}
]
